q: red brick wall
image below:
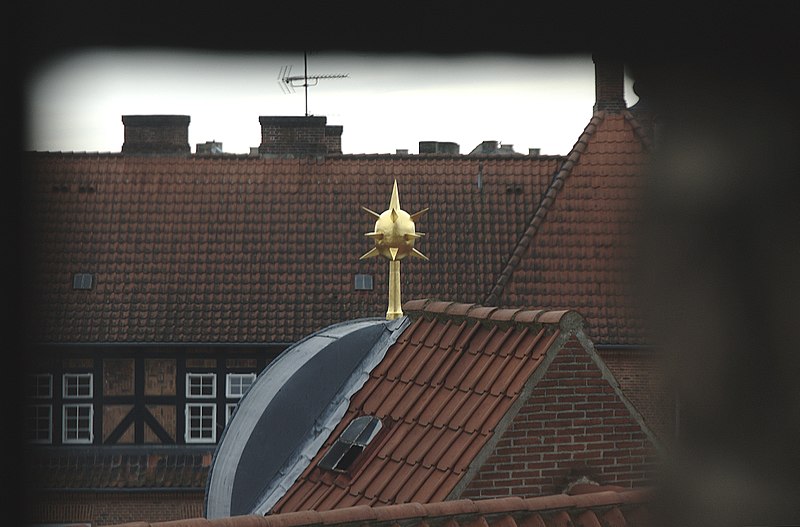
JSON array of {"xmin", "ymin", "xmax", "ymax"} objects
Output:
[
  {"xmin": 29, "ymin": 491, "xmax": 203, "ymax": 526},
  {"xmin": 258, "ymin": 116, "xmax": 329, "ymax": 156},
  {"xmin": 461, "ymin": 335, "xmax": 657, "ymax": 499},
  {"xmin": 324, "ymin": 125, "xmax": 343, "ymax": 154},
  {"xmin": 122, "ymin": 115, "xmax": 191, "ymax": 155},
  {"xmin": 598, "ymin": 347, "xmax": 675, "ymax": 441}
]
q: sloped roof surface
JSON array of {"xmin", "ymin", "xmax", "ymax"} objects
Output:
[
  {"xmin": 27, "ymin": 447, "xmax": 212, "ymax": 490},
  {"xmin": 110, "ymin": 488, "xmax": 655, "ymax": 527},
  {"xmin": 25, "ymin": 154, "xmax": 562, "ymax": 344},
  {"xmin": 488, "ymin": 111, "xmax": 650, "ymax": 345},
  {"xmin": 272, "ymin": 299, "xmax": 578, "ymax": 513},
  {"xmin": 207, "ymin": 317, "xmax": 407, "ymax": 517}
]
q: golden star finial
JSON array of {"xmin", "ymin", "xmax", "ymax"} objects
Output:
[{"xmin": 360, "ymin": 180, "xmax": 428, "ymax": 319}]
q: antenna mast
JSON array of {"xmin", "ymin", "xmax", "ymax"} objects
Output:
[{"xmin": 278, "ymin": 51, "xmax": 349, "ymax": 116}]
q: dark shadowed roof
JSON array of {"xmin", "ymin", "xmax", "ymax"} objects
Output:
[
  {"xmin": 26, "ymin": 446, "xmax": 213, "ymax": 490},
  {"xmin": 487, "ymin": 110, "xmax": 651, "ymax": 345},
  {"xmin": 110, "ymin": 487, "xmax": 655, "ymax": 527},
  {"xmin": 25, "ymin": 154, "xmax": 562, "ymax": 344}
]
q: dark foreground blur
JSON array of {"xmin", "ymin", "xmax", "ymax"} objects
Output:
[{"xmin": 631, "ymin": 57, "xmax": 800, "ymax": 527}]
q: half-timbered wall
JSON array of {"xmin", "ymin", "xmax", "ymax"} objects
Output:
[{"xmin": 25, "ymin": 346, "xmax": 284, "ymax": 446}]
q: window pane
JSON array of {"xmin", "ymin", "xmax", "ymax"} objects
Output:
[
  {"xmin": 63, "ymin": 404, "xmax": 92, "ymax": 443},
  {"xmin": 26, "ymin": 405, "xmax": 52, "ymax": 443},
  {"xmin": 226, "ymin": 373, "xmax": 256, "ymax": 398},
  {"xmin": 187, "ymin": 373, "xmax": 216, "ymax": 398},
  {"xmin": 28, "ymin": 374, "xmax": 53, "ymax": 399},
  {"xmin": 186, "ymin": 404, "xmax": 216, "ymax": 443},
  {"xmin": 63, "ymin": 374, "xmax": 92, "ymax": 399}
]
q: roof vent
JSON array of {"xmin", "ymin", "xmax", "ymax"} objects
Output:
[
  {"xmin": 468, "ymin": 140, "xmax": 498, "ymax": 155},
  {"xmin": 197, "ymin": 141, "xmax": 223, "ymax": 155},
  {"xmin": 419, "ymin": 141, "xmax": 459, "ymax": 155},
  {"xmin": 499, "ymin": 144, "xmax": 516, "ymax": 154}
]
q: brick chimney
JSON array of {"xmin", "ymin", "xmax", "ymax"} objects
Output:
[
  {"xmin": 323, "ymin": 124, "xmax": 343, "ymax": 154},
  {"xmin": 592, "ymin": 55, "xmax": 626, "ymax": 113},
  {"xmin": 121, "ymin": 115, "xmax": 190, "ymax": 155},
  {"xmin": 258, "ymin": 116, "xmax": 342, "ymax": 157}
]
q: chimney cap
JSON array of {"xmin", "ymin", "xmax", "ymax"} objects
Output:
[{"xmin": 122, "ymin": 114, "xmax": 191, "ymax": 126}]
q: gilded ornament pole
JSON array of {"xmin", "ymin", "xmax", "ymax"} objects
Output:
[{"xmin": 360, "ymin": 180, "xmax": 428, "ymax": 320}]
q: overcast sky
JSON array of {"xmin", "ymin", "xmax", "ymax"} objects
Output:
[{"xmin": 25, "ymin": 50, "xmax": 637, "ymax": 156}]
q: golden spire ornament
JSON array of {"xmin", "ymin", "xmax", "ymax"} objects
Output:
[{"xmin": 360, "ymin": 180, "xmax": 429, "ymax": 320}]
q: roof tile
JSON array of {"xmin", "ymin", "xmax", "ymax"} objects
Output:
[
  {"xmin": 273, "ymin": 301, "xmax": 569, "ymax": 513},
  {"xmin": 28, "ymin": 155, "xmax": 567, "ymax": 344},
  {"xmin": 485, "ymin": 113, "xmax": 649, "ymax": 346}
]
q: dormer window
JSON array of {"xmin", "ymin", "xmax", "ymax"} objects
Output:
[{"xmin": 319, "ymin": 415, "xmax": 382, "ymax": 472}]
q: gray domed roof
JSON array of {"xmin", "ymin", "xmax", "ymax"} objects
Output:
[{"xmin": 206, "ymin": 317, "xmax": 409, "ymax": 517}]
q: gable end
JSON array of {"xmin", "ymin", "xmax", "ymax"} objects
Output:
[{"xmin": 455, "ymin": 331, "xmax": 659, "ymax": 498}]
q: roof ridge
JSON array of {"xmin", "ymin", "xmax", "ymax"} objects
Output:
[
  {"xmin": 483, "ymin": 111, "xmax": 607, "ymax": 306},
  {"xmin": 109, "ymin": 489, "xmax": 653, "ymax": 526},
  {"xmin": 622, "ymin": 110, "xmax": 654, "ymax": 152},
  {"xmin": 402, "ymin": 298, "xmax": 582, "ymax": 332}
]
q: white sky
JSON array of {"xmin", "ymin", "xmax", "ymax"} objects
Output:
[{"xmin": 24, "ymin": 50, "xmax": 637, "ymax": 156}]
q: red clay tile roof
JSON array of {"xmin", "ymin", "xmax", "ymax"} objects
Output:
[
  {"xmin": 25, "ymin": 154, "xmax": 562, "ymax": 344},
  {"xmin": 27, "ymin": 447, "xmax": 213, "ymax": 490},
  {"xmin": 110, "ymin": 488, "xmax": 655, "ymax": 527},
  {"xmin": 486, "ymin": 111, "xmax": 650, "ymax": 345},
  {"xmin": 270, "ymin": 300, "xmax": 582, "ymax": 513}
]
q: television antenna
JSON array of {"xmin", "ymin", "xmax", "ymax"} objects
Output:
[{"xmin": 278, "ymin": 51, "xmax": 349, "ymax": 116}]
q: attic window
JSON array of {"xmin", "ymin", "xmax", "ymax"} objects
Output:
[
  {"xmin": 319, "ymin": 415, "xmax": 382, "ymax": 472},
  {"xmin": 72, "ymin": 273, "xmax": 94, "ymax": 290},
  {"xmin": 354, "ymin": 274, "xmax": 374, "ymax": 291}
]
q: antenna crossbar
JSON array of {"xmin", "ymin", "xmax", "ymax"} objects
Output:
[{"xmin": 276, "ymin": 52, "xmax": 348, "ymax": 116}]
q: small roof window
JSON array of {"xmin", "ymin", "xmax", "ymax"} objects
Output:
[
  {"xmin": 72, "ymin": 273, "xmax": 94, "ymax": 290},
  {"xmin": 319, "ymin": 415, "xmax": 382, "ymax": 472},
  {"xmin": 354, "ymin": 274, "xmax": 373, "ymax": 291}
]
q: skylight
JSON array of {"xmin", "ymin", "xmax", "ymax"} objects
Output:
[
  {"xmin": 72, "ymin": 273, "xmax": 93, "ymax": 290},
  {"xmin": 318, "ymin": 415, "xmax": 382, "ymax": 472}
]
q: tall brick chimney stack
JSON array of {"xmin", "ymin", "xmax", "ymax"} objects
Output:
[
  {"xmin": 593, "ymin": 55, "xmax": 626, "ymax": 113},
  {"xmin": 258, "ymin": 116, "xmax": 342, "ymax": 157},
  {"xmin": 121, "ymin": 115, "xmax": 191, "ymax": 155}
]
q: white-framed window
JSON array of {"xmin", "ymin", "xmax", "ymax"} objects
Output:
[
  {"xmin": 63, "ymin": 404, "xmax": 93, "ymax": 444},
  {"xmin": 26, "ymin": 404, "xmax": 52, "ymax": 444},
  {"xmin": 28, "ymin": 374, "xmax": 53, "ymax": 399},
  {"xmin": 185, "ymin": 403, "xmax": 216, "ymax": 443},
  {"xmin": 63, "ymin": 373, "xmax": 93, "ymax": 398},
  {"xmin": 225, "ymin": 403, "xmax": 238, "ymax": 425},
  {"xmin": 186, "ymin": 373, "xmax": 216, "ymax": 398},
  {"xmin": 226, "ymin": 373, "xmax": 256, "ymax": 398}
]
